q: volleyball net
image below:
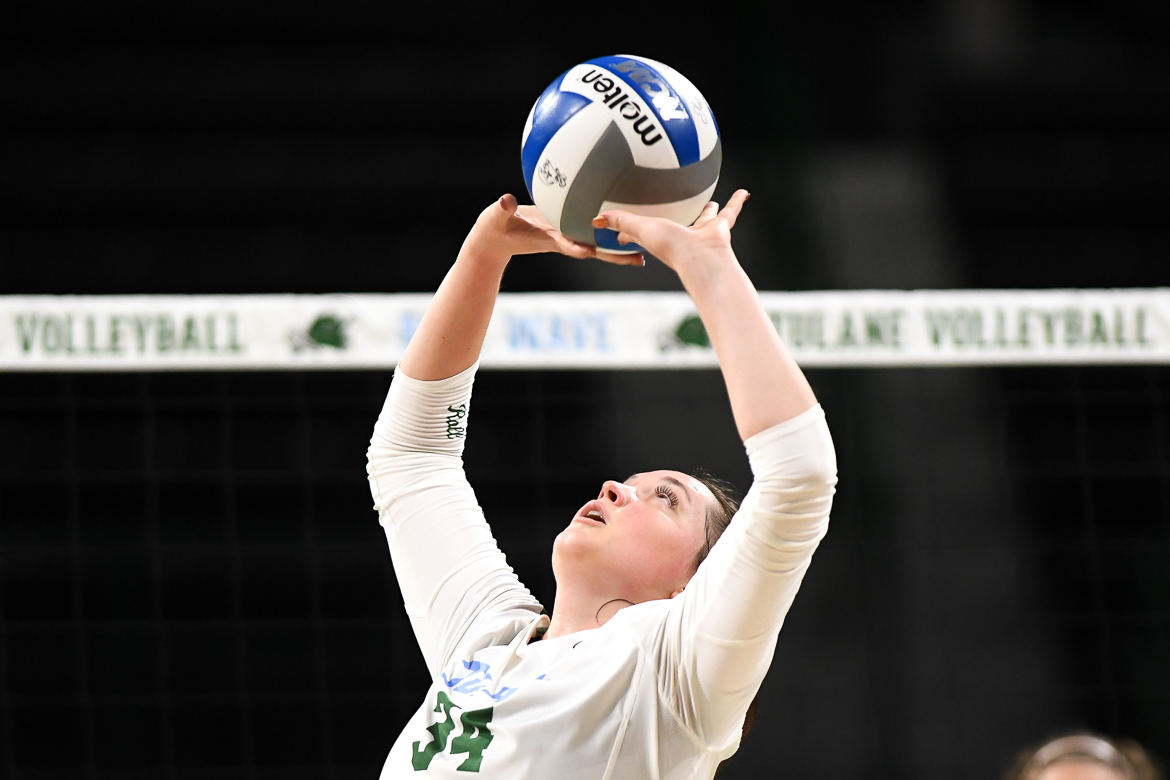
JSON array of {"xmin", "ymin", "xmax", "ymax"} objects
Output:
[{"xmin": 2, "ymin": 288, "xmax": 1167, "ymax": 371}]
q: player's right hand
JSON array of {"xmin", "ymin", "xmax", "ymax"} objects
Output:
[{"xmin": 591, "ymin": 189, "xmax": 749, "ymax": 275}]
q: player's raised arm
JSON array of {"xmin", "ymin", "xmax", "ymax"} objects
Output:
[
  {"xmin": 367, "ymin": 195, "xmax": 640, "ymax": 674},
  {"xmin": 594, "ymin": 190, "xmax": 816, "ymax": 439},
  {"xmin": 594, "ymin": 193, "xmax": 837, "ymax": 745}
]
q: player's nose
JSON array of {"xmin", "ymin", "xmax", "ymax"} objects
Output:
[{"xmin": 599, "ymin": 480, "xmax": 632, "ymax": 506}]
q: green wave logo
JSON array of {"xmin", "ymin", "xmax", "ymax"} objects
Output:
[{"xmin": 292, "ymin": 314, "xmax": 348, "ymax": 352}]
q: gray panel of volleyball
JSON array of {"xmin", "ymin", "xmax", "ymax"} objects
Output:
[{"xmin": 1, "ymin": 290, "xmax": 1167, "ymax": 371}]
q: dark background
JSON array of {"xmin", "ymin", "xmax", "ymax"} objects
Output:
[{"xmin": 1, "ymin": 1, "xmax": 1168, "ymax": 778}]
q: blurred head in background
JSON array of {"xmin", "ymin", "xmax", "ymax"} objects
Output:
[{"xmin": 1006, "ymin": 733, "xmax": 1164, "ymax": 780}]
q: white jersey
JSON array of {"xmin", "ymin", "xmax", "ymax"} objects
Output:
[{"xmin": 366, "ymin": 363, "xmax": 836, "ymax": 780}]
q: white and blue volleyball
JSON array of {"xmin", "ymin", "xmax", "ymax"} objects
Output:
[{"xmin": 521, "ymin": 55, "xmax": 721, "ymax": 254}]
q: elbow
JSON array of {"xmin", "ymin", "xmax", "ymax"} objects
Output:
[
  {"xmin": 748, "ymin": 413, "xmax": 838, "ymax": 502},
  {"xmin": 365, "ymin": 437, "xmax": 414, "ymax": 513},
  {"xmin": 783, "ymin": 447, "xmax": 838, "ymax": 500},
  {"xmin": 366, "ymin": 441, "xmax": 389, "ymax": 515},
  {"xmin": 752, "ymin": 453, "xmax": 837, "ymax": 531},
  {"xmin": 805, "ymin": 465, "xmax": 838, "ymax": 526},
  {"xmin": 806, "ymin": 457, "xmax": 839, "ymax": 499},
  {"xmin": 809, "ymin": 424, "xmax": 840, "ymax": 493},
  {"xmin": 803, "ymin": 428, "xmax": 839, "ymax": 499},
  {"xmin": 366, "ymin": 438, "xmax": 467, "ymax": 515},
  {"xmin": 365, "ymin": 437, "xmax": 392, "ymax": 482},
  {"xmin": 365, "ymin": 437, "xmax": 383, "ymax": 474}
]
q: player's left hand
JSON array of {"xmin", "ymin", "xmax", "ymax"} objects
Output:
[{"xmin": 470, "ymin": 194, "xmax": 645, "ymax": 267}]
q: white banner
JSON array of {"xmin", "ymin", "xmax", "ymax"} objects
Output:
[{"xmin": 0, "ymin": 289, "xmax": 1167, "ymax": 371}]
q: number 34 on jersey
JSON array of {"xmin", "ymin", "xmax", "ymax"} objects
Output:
[{"xmin": 412, "ymin": 692, "xmax": 495, "ymax": 772}]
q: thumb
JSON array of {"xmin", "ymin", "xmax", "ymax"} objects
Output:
[
  {"xmin": 481, "ymin": 193, "xmax": 518, "ymax": 227},
  {"xmin": 496, "ymin": 193, "xmax": 518, "ymax": 218}
]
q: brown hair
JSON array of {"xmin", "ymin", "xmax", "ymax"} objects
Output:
[
  {"xmin": 1004, "ymin": 733, "xmax": 1164, "ymax": 780},
  {"xmin": 689, "ymin": 471, "xmax": 758, "ymax": 774},
  {"xmin": 691, "ymin": 470, "xmax": 741, "ymax": 570}
]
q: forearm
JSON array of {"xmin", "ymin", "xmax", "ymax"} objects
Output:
[
  {"xmin": 675, "ymin": 250, "xmax": 817, "ymax": 440},
  {"xmin": 398, "ymin": 240, "xmax": 510, "ymax": 381}
]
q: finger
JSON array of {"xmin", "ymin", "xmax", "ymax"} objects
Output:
[
  {"xmin": 513, "ymin": 204, "xmax": 551, "ymax": 230},
  {"xmin": 544, "ymin": 230, "xmax": 638, "ymax": 265},
  {"xmin": 503, "ymin": 203, "xmax": 588, "ymax": 258},
  {"xmin": 480, "ymin": 193, "xmax": 519, "ymax": 230},
  {"xmin": 691, "ymin": 200, "xmax": 721, "ymax": 228},
  {"xmin": 592, "ymin": 210, "xmax": 653, "ymax": 246},
  {"xmin": 717, "ymin": 189, "xmax": 750, "ymax": 229},
  {"xmin": 595, "ymin": 251, "xmax": 645, "ymax": 267},
  {"xmin": 547, "ymin": 231, "xmax": 595, "ymax": 260},
  {"xmin": 496, "ymin": 193, "xmax": 518, "ymax": 217},
  {"xmin": 555, "ymin": 241, "xmax": 594, "ymax": 260}
]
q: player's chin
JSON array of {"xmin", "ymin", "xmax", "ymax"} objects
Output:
[{"xmin": 552, "ymin": 525, "xmax": 603, "ymax": 559}]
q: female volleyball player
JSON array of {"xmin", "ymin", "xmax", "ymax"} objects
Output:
[{"xmin": 366, "ymin": 189, "xmax": 836, "ymax": 779}]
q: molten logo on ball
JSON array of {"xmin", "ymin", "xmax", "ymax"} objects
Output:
[{"xmin": 580, "ymin": 69, "xmax": 663, "ymax": 146}]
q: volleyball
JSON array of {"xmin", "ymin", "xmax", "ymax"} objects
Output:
[{"xmin": 521, "ymin": 55, "xmax": 721, "ymax": 254}]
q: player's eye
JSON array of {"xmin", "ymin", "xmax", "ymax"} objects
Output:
[{"xmin": 654, "ymin": 485, "xmax": 679, "ymax": 509}]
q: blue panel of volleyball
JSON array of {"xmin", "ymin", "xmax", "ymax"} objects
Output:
[{"xmin": 521, "ymin": 55, "xmax": 722, "ymax": 254}]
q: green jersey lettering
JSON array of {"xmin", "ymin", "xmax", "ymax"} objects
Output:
[
  {"xmin": 412, "ymin": 692, "xmax": 459, "ymax": 770},
  {"xmin": 412, "ymin": 691, "xmax": 496, "ymax": 772},
  {"xmin": 450, "ymin": 708, "xmax": 494, "ymax": 771}
]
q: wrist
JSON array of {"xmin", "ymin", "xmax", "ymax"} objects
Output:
[
  {"xmin": 458, "ymin": 226, "xmax": 513, "ymax": 272},
  {"xmin": 672, "ymin": 245, "xmax": 740, "ymax": 288}
]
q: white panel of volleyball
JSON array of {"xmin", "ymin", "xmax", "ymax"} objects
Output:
[{"xmin": 1, "ymin": 290, "xmax": 1168, "ymax": 371}]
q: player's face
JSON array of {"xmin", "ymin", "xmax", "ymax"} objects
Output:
[{"xmin": 552, "ymin": 470, "xmax": 712, "ymax": 605}]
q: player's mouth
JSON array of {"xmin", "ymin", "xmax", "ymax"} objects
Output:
[{"xmin": 574, "ymin": 501, "xmax": 607, "ymax": 525}]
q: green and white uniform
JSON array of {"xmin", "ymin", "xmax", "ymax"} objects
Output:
[{"xmin": 367, "ymin": 363, "xmax": 836, "ymax": 780}]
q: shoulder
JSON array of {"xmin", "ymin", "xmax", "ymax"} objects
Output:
[{"xmin": 604, "ymin": 599, "xmax": 674, "ymax": 640}]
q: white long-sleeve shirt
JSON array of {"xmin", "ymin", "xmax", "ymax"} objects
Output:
[{"xmin": 367, "ymin": 363, "xmax": 836, "ymax": 780}]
